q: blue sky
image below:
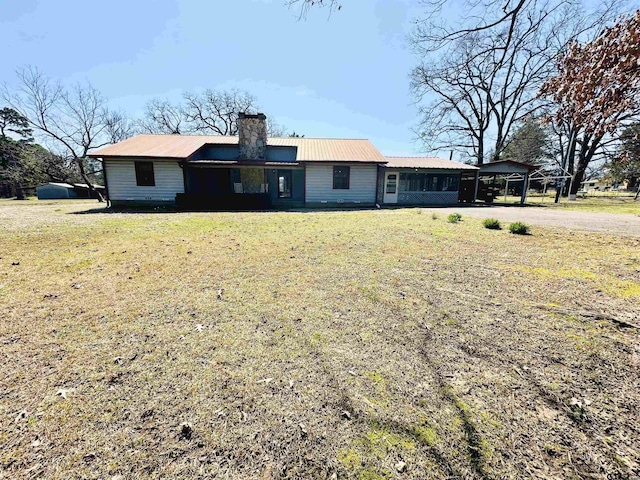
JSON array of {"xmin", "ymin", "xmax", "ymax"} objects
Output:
[{"xmin": 1, "ymin": 0, "xmax": 431, "ymax": 156}]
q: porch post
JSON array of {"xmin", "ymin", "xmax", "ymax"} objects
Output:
[
  {"xmin": 520, "ymin": 172, "xmax": 529, "ymax": 204},
  {"xmin": 473, "ymin": 171, "xmax": 480, "ymax": 203}
]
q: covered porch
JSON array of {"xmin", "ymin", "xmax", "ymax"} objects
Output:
[
  {"xmin": 379, "ymin": 157, "xmax": 480, "ymax": 206},
  {"xmin": 381, "ymin": 169, "xmax": 466, "ymax": 205},
  {"xmin": 177, "ymin": 161, "xmax": 304, "ymax": 210}
]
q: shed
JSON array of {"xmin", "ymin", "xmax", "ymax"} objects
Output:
[
  {"xmin": 36, "ymin": 183, "xmax": 77, "ymax": 199},
  {"xmin": 36, "ymin": 183, "xmax": 105, "ymax": 200}
]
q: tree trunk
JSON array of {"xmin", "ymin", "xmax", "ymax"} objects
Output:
[
  {"xmin": 554, "ymin": 181, "xmax": 563, "ymax": 203},
  {"xmin": 569, "ymin": 133, "xmax": 603, "ymax": 197},
  {"xmin": 76, "ymin": 157, "xmax": 104, "ymax": 202},
  {"xmin": 15, "ymin": 182, "xmax": 25, "ymax": 200},
  {"xmin": 562, "ymin": 130, "xmax": 577, "ymax": 197},
  {"xmin": 555, "ymin": 131, "xmax": 575, "ymax": 203},
  {"xmin": 635, "ymin": 184, "xmax": 639, "ymax": 200},
  {"xmin": 570, "ymin": 146, "xmax": 590, "ymax": 196},
  {"xmin": 477, "ymin": 141, "xmax": 484, "ymax": 166},
  {"xmin": 570, "ymin": 159, "xmax": 589, "ymax": 196}
]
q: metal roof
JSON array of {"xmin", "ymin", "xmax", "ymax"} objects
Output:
[
  {"xmin": 88, "ymin": 135, "xmax": 231, "ymax": 159},
  {"xmin": 268, "ymin": 138, "xmax": 386, "ymax": 162},
  {"xmin": 384, "ymin": 157, "xmax": 479, "ymax": 170},
  {"xmin": 88, "ymin": 134, "xmax": 387, "ymax": 163},
  {"xmin": 478, "ymin": 160, "xmax": 538, "ymax": 175},
  {"xmin": 189, "ymin": 160, "xmax": 300, "ymax": 167}
]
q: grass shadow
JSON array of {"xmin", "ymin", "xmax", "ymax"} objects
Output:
[{"xmin": 69, "ymin": 206, "xmax": 180, "ymax": 215}]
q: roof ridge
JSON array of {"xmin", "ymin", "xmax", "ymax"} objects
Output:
[
  {"xmin": 134, "ymin": 133, "xmax": 236, "ymax": 138},
  {"xmin": 131, "ymin": 134, "xmax": 372, "ymax": 141},
  {"xmin": 270, "ymin": 137, "xmax": 370, "ymax": 140}
]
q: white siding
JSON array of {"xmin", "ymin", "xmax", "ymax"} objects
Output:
[
  {"xmin": 105, "ymin": 159, "xmax": 184, "ymax": 202},
  {"xmin": 305, "ymin": 163, "xmax": 377, "ymax": 204}
]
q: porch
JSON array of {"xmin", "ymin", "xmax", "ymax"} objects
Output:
[
  {"xmin": 381, "ymin": 169, "xmax": 464, "ymax": 205},
  {"xmin": 177, "ymin": 163, "xmax": 304, "ymax": 210}
]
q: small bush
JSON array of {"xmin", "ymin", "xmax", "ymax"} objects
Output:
[
  {"xmin": 447, "ymin": 213, "xmax": 462, "ymax": 223},
  {"xmin": 431, "ymin": 213, "xmax": 438, "ymax": 220},
  {"xmin": 509, "ymin": 222, "xmax": 530, "ymax": 235},
  {"xmin": 483, "ymin": 218, "xmax": 501, "ymax": 230}
]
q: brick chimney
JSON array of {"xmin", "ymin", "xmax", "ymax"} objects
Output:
[{"xmin": 238, "ymin": 112, "xmax": 267, "ymax": 160}]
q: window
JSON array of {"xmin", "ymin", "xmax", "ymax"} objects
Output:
[
  {"xmin": 386, "ymin": 174, "xmax": 397, "ymax": 194},
  {"xmin": 440, "ymin": 175, "xmax": 460, "ymax": 191},
  {"xmin": 135, "ymin": 161, "xmax": 155, "ymax": 186},
  {"xmin": 400, "ymin": 173, "xmax": 426, "ymax": 191},
  {"xmin": 278, "ymin": 170, "xmax": 292, "ymax": 198},
  {"xmin": 333, "ymin": 166, "xmax": 350, "ymax": 189},
  {"xmin": 399, "ymin": 173, "xmax": 461, "ymax": 192}
]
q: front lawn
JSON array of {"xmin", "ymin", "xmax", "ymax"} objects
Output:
[{"xmin": 1, "ymin": 201, "xmax": 639, "ymax": 479}]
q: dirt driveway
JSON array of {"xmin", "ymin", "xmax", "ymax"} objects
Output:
[{"xmin": 425, "ymin": 205, "xmax": 640, "ymax": 237}]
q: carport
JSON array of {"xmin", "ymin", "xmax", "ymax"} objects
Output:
[{"xmin": 474, "ymin": 160, "xmax": 538, "ymax": 204}]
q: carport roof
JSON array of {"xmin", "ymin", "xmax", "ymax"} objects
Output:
[{"xmin": 478, "ymin": 160, "xmax": 538, "ymax": 174}]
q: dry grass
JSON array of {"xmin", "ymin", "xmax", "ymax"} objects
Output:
[
  {"xmin": 1, "ymin": 200, "xmax": 639, "ymax": 479},
  {"xmin": 545, "ymin": 197, "xmax": 640, "ymax": 215},
  {"xmin": 509, "ymin": 195, "xmax": 640, "ymax": 215}
]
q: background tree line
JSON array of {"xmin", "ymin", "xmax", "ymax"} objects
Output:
[
  {"xmin": 3, "ymin": 2, "xmax": 639, "ymax": 200},
  {"xmin": 294, "ymin": 0, "xmax": 640, "ymax": 199},
  {"xmin": 0, "ymin": 68, "xmax": 290, "ymax": 200}
]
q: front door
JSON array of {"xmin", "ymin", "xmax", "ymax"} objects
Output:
[
  {"xmin": 383, "ymin": 172, "xmax": 398, "ymax": 204},
  {"xmin": 277, "ymin": 170, "xmax": 292, "ymax": 198}
]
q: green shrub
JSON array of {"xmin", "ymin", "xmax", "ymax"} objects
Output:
[
  {"xmin": 483, "ymin": 218, "xmax": 501, "ymax": 230},
  {"xmin": 447, "ymin": 213, "xmax": 462, "ymax": 223},
  {"xmin": 509, "ymin": 222, "xmax": 530, "ymax": 235}
]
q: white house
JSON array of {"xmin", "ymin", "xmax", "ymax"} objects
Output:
[{"xmin": 88, "ymin": 113, "xmax": 478, "ymax": 209}]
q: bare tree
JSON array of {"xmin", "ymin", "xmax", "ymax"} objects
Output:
[
  {"xmin": 138, "ymin": 98, "xmax": 186, "ymax": 135},
  {"xmin": 183, "ymin": 89, "xmax": 258, "ymax": 135},
  {"xmin": 286, "ymin": 0, "xmax": 342, "ymax": 18},
  {"xmin": 141, "ymin": 88, "xmax": 287, "ymax": 137},
  {"xmin": 411, "ymin": 0, "xmax": 622, "ymax": 164},
  {"xmin": 2, "ymin": 67, "xmax": 133, "ymax": 201},
  {"xmin": 412, "ymin": 37, "xmax": 494, "ymax": 165},
  {"xmin": 105, "ymin": 110, "xmax": 137, "ymax": 144},
  {"xmin": 266, "ymin": 119, "xmax": 288, "ymax": 137}
]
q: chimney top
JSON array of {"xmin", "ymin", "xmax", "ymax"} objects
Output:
[{"xmin": 238, "ymin": 112, "xmax": 266, "ymax": 120}]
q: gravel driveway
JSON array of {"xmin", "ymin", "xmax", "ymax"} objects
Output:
[{"xmin": 425, "ymin": 205, "xmax": 640, "ymax": 237}]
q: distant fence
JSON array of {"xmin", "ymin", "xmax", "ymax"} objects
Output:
[
  {"xmin": 575, "ymin": 190, "xmax": 637, "ymax": 198},
  {"xmin": 526, "ymin": 190, "xmax": 637, "ymax": 199}
]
